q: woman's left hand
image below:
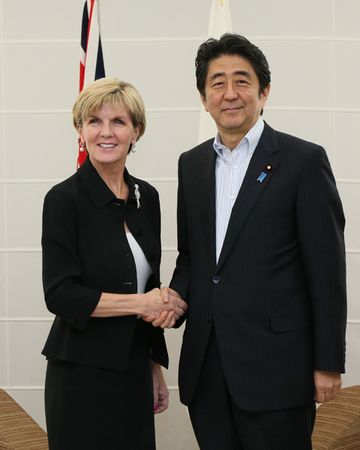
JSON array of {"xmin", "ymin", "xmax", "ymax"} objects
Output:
[{"xmin": 152, "ymin": 363, "xmax": 169, "ymax": 414}]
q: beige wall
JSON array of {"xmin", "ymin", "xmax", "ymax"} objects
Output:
[{"xmin": 0, "ymin": 1, "xmax": 359, "ymax": 449}]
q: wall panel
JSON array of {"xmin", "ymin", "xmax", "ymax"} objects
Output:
[
  {"xmin": 347, "ymin": 253, "xmax": 360, "ymax": 320},
  {"xmin": 0, "ymin": 254, "xmax": 7, "ymax": 317},
  {"xmin": 7, "ymin": 252, "xmax": 49, "ymax": 317},
  {"xmin": 231, "ymin": 0, "xmax": 332, "ymax": 37},
  {"xmin": 126, "ymin": 110, "xmax": 200, "ymax": 179},
  {"xmin": 0, "ymin": 324, "xmax": 7, "ymax": 385},
  {"xmin": 2, "ymin": 43, "xmax": 78, "ymax": 110},
  {"xmin": 338, "ymin": 183, "xmax": 360, "ymax": 250},
  {"xmin": 5, "ymin": 183, "xmax": 52, "ymax": 248},
  {"xmin": 334, "ymin": 0, "xmax": 360, "ymax": 38},
  {"xmin": 334, "ymin": 42, "xmax": 360, "ymax": 109},
  {"xmin": 8, "ymin": 321, "xmax": 50, "ymax": 386},
  {"xmin": 3, "ymin": 0, "xmax": 82, "ymax": 40},
  {"xmin": 333, "ymin": 113, "xmax": 360, "ymax": 179},
  {"xmin": 104, "ymin": 41, "xmax": 200, "ymax": 109},
  {"xmin": 3, "ymin": 113, "xmax": 75, "ymax": 180}
]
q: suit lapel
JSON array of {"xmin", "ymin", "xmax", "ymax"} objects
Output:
[
  {"xmin": 196, "ymin": 143, "xmax": 217, "ymax": 269},
  {"xmin": 216, "ymin": 124, "xmax": 280, "ymax": 271}
]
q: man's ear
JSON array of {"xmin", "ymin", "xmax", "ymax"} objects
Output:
[
  {"xmin": 201, "ymin": 94, "xmax": 208, "ymax": 112},
  {"xmin": 261, "ymin": 84, "xmax": 271, "ymax": 102}
]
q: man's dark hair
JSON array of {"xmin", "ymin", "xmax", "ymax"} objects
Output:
[{"xmin": 195, "ymin": 33, "xmax": 271, "ymax": 98}]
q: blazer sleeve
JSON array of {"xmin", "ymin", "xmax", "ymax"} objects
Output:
[
  {"xmin": 42, "ymin": 187, "xmax": 101, "ymax": 331},
  {"xmin": 145, "ymin": 187, "xmax": 169, "ymax": 368},
  {"xmin": 296, "ymin": 145, "xmax": 347, "ymax": 372}
]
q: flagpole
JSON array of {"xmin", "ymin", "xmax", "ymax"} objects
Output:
[{"xmin": 77, "ymin": 0, "xmax": 106, "ymax": 168}]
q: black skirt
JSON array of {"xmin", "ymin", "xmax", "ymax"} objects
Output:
[{"xmin": 45, "ymin": 321, "xmax": 155, "ymax": 450}]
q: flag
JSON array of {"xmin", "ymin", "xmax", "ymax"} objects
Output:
[
  {"xmin": 198, "ymin": 0, "xmax": 232, "ymax": 143},
  {"xmin": 77, "ymin": 0, "xmax": 105, "ymax": 167}
]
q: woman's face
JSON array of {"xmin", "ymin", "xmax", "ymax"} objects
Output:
[{"xmin": 79, "ymin": 102, "xmax": 139, "ymax": 169}]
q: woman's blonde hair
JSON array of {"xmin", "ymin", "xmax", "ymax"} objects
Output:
[{"xmin": 72, "ymin": 77, "xmax": 146, "ymax": 140}]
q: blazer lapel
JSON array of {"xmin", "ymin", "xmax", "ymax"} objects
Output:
[
  {"xmin": 124, "ymin": 171, "xmax": 160, "ymax": 275},
  {"xmin": 216, "ymin": 124, "xmax": 280, "ymax": 271}
]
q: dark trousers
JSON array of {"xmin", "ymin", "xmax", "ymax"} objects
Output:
[{"xmin": 188, "ymin": 330, "xmax": 316, "ymax": 450}]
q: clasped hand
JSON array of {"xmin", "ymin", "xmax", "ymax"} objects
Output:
[{"xmin": 141, "ymin": 287, "xmax": 187, "ymax": 328}]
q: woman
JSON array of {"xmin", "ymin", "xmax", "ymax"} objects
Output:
[{"xmin": 41, "ymin": 77, "xmax": 187, "ymax": 450}]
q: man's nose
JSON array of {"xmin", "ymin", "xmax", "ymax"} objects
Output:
[{"xmin": 224, "ymin": 83, "xmax": 237, "ymax": 100}]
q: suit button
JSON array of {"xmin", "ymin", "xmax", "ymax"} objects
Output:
[{"xmin": 212, "ymin": 276, "xmax": 221, "ymax": 284}]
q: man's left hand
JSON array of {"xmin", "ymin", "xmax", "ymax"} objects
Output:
[{"xmin": 314, "ymin": 370, "xmax": 342, "ymax": 403}]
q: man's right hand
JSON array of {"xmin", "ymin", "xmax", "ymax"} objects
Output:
[{"xmin": 142, "ymin": 287, "xmax": 187, "ymax": 328}]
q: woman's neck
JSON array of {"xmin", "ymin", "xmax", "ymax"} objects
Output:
[{"xmin": 90, "ymin": 159, "xmax": 128, "ymax": 199}]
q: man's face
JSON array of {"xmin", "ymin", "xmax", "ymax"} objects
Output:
[{"xmin": 201, "ymin": 54, "xmax": 270, "ymax": 140}]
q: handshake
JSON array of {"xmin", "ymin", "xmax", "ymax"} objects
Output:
[{"xmin": 140, "ymin": 287, "xmax": 187, "ymax": 329}]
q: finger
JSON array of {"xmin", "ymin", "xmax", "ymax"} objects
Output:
[
  {"xmin": 160, "ymin": 287, "xmax": 170, "ymax": 303},
  {"xmin": 143, "ymin": 315, "xmax": 156, "ymax": 323},
  {"xmin": 160, "ymin": 311, "xmax": 175, "ymax": 329},
  {"xmin": 175, "ymin": 298, "xmax": 188, "ymax": 310},
  {"xmin": 154, "ymin": 403, "xmax": 168, "ymax": 414},
  {"xmin": 174, "ymin": 305, "xmax": 187, "ymax": 317},
  {"xmin": 152, "ymin": 311, "xmax": 170, "ymax": 327},
  {"xmin": 168, "ymin": 288, "xmax": 180, "ymax": 298},
  {"xmin": 154, "ymin": 395, "xmax": 169, "ymax": 414}
]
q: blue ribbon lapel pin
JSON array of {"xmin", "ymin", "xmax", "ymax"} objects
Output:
[
  {"xmin": 257, "ymin": 164, "xmax": 273, "ymax": 183},
  {"xmin": 257, "ymin": 172, "xmax": 267, "ymax": 183}
]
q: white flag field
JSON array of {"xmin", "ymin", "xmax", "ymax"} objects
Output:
[{"xmin": 198, "ymin": 0, "xmax": 233, "ymax": 143}]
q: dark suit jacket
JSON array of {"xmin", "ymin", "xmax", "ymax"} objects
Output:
[
  {"xmin": 42, "ymin": 158, "xmax": 168, "ymax": 370},
  {"xmin": 170, "ymin": 123, "xmax": 346, "ymax": 411}
]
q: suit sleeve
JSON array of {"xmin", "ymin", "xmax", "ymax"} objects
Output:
[
  {"xmin": 170, "ymin": 154, "xmax": 190, "ymax": 326},
  {"xmin": 42, "ymin": 188, "xmax": 101, "ymax": 331},
  {"xmin": 297, "ymin": 146, "xmax": 347, "ymax": 372}
]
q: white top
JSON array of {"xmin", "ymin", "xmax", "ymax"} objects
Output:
[
  {"xmin": 213, "ymin": 117, "xmax": 265, "ymax": 262},
  {"xmin": 126, "ymin": 232, "xmax": 152, "ymax": 293}
]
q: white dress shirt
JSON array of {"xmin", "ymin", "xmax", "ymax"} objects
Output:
[{"xmin": 213, "ymin": 117, "xmax": 265, "ymax": 262}]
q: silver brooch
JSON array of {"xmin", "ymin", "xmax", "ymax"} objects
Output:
[{"xmin": 134, "ymin": 184, "xmax": 141, "ymax": 209}]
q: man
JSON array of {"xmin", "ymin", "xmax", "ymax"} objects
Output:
[{"xmin": 166, "ymin": 34, "xmax": 347, "ymax": 450}]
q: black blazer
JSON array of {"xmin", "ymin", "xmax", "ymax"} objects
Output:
[
  {"xmin": 42, "ymin": 159, "xmax": 168, "ymax": 370},
  {"xmin": 171, "ymin": 123, "xmax": 346, "ymax": 411}
]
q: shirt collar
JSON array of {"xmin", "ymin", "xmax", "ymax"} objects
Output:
[
  {"xmin": 213, "ymin": 116, "xmax": 264, "ymax": 158},
  {"xmin": 78, "ymin": 158, "xmax": 138, "ymax": 208}
]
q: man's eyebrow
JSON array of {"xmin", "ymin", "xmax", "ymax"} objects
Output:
[{"xmin": 209, "ymin": 70, "xmax": 251, "ymax": 81}]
